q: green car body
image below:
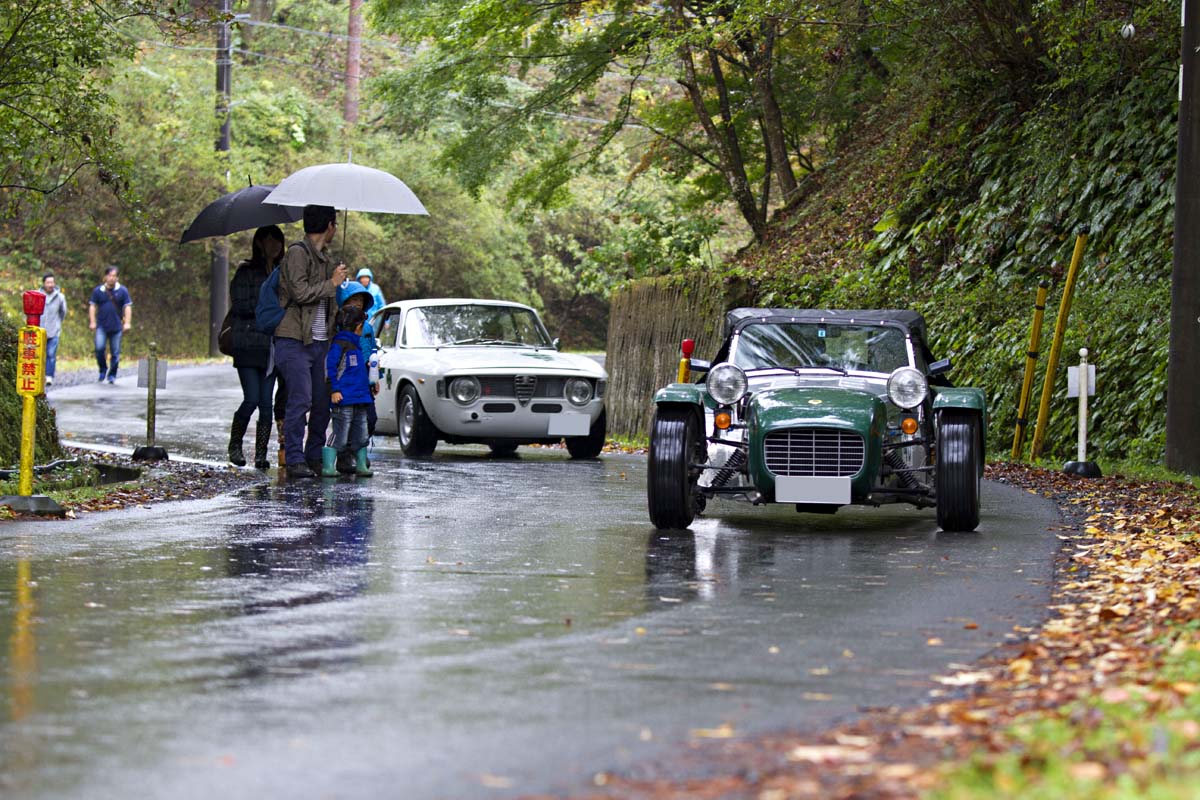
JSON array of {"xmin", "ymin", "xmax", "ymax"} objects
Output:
[{"xmin": 647, "ymin": 309, "xmax": 987, "ymax": 532}]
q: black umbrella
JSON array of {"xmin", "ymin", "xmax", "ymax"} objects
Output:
[{"xmin": 179, "ymin": 184, "xmax": 304, "ymax": 244}]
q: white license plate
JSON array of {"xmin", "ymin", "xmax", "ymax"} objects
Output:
[
  {"xmin": 548, "ymin": 413, "xmax": 590, "ymax": 437},
  {"xmin": 775, "ymin": 476, "xmax": 851, "ymax": 504}
]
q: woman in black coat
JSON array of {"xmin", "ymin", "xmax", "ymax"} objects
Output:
[{"xmin": 227, "ymin": 225, "xmax": 285, "ymax": 468}]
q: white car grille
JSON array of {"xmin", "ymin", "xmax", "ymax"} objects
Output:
[
  {"xmin": 763, "ymin": 429, "xmax": 865, "ymax": 477},
  {"xmin": 514, "ymin": 375, "xmax": 537, "ymax": 406}
]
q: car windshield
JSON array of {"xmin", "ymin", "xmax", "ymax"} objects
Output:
[
  {"xmin": 403, "ymin": 304, "xmax": 552, "ymax": 348},
  {"xmin": 732, "ymin": 322, "xmax": 911, "ymax": 374}
]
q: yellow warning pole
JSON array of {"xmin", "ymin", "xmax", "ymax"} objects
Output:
[
  {"xmin": 18, "ymin": 397, "xmax": 36, "ymax": 496},
  {"xmin": 677, "ymin": 338, "xmax": 695, "ymax": 383},
  {"xmin": 14, "ymin": 324, "xmax": 46, "ymax": 496},
  {"xmin": 1031, "ymin": 228, "xmax": 1089, "ymax": 460},
  {"xmin": 1011, "ymin": 280, "xmax": 1050, "ymax": 459}
]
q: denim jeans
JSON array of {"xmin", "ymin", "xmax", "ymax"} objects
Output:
[
  {"xmin": 235, "ymin": 366, "xmax": 276, "ymax": 423},
  {"xmin": 95, "ymin": 328, "xmax": 122, "ymax": 379},
  {"xmin": 45, "ymin": 336, "xmax": 59, "ymax": 378},
  {"xmin": 273, "ymin": 337, "xmax": 331, "ymax": 466},
  {"xmin": 329, "ymin": 404, "xmax": 370, "ymax": 453}
]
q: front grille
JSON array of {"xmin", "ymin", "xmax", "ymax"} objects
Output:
[
  {"xmin": 763, "ymin": 428, "xmax": 865, "ymax": 477},
  {"xmin": 514, "ymin": 375, "xmax": 537, "ymax": 406}
]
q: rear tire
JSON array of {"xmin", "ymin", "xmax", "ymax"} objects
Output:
[
  {"xmin": 936, "ymin": 411, "xmax": 981, "ymax": 532},
  {"xmin": 566, "ymin": 409, "xmax": 606, "ymax": 459},
  {"xmin": 648, "ymin": 407, "xmax": 702, "ymax": 530},
  {"xmin": 398, "ymin": 384, "xmax": 438, "ymax": 457}
]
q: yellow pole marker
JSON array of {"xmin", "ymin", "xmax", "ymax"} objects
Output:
[
  {"xmin": 678, "ymin": 338, "xmax": 695, "ymax": 384},
  {"xmin": 1031, "ymin": 228, "xmax": 1089, "ymax": 460},
  {"xmin": 15, "ymin": 325, "xmax": 46, "ymax": 497},
  {"xmin": 1012, "ymin": 280, "xmax": 1050, "ymax": 459}
]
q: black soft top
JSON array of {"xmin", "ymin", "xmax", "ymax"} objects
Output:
[{"xmin": 724, "ymin": 307, "xmax": 929, "ymax": 347}]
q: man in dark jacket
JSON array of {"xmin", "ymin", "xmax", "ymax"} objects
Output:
[{"xmin": 272, "ymin": 205, "xmax": 349, "ymax": 478}]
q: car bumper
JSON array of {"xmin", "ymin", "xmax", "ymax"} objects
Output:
[{"xmin": 426, "ymin": 397, "xmax": 605, "ymax": 440}]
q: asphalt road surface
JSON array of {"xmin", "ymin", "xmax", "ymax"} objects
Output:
[{"xmin": 0, "ymin": 365, "xmax": 1062, "ymax": 799}]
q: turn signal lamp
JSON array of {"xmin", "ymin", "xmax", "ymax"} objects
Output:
[
  {"xmin": 681, "ymin": 338, "xmax": 695, "ymax": 358},
  {"xmin": 714, "ymin": 410, "xmax": 732, "ymax": 430},
  {"xmin": 900, "ymin": 416, "xmax": 919, "ymax": 435}
]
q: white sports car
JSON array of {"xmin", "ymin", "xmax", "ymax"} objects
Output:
[{"xmin": 370, "ymin": 299, "xmax": 608, "ymax": 457}]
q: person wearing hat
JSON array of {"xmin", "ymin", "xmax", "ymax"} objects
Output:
[{"xmin": 355, "ymin": 267, "xmax": 386, "ymax": 317}]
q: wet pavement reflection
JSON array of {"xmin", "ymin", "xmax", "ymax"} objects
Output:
[{"xmin": 0, "ymin": 367, "xmax": 1063, "ymax": 798}]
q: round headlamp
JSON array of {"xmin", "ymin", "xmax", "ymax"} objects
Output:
[
  {"xmin": 706, "ymin": 363, "xmax": 748, "ymax": 406},
  {"xmin": 564, "ymin": 377, "xmax": 593, "ymax": 406},
  {"xmin": 887, "ymin": 367, "xmax": 928, "ymax": 410},
  {"xmin": 449, "ymin": 376, "xmax": 481, "ymax": 405}
]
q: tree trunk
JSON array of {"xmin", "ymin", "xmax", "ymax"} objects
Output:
[
  {"xmin": 744, "ymin": 22, "xmax": 798, "ymax": 203},
  {"xmin": 344, "ymin": 0, "xmax": 363, "ymax": 125}
]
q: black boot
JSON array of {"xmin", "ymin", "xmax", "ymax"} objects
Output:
[
  {"xmin": 227, "ymin": 413, "xmax": 250, "ymax": 466},
  {"xmin": 253, "ymin": 418, "xmax": 273, "ymax": 470}
]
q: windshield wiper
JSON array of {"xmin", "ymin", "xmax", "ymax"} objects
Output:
[
  {"xmin": 447, "ymin": 337, "xmax": 537, "ymax": 347},
  {"xmin": 792, "ymin": 364, "xmax": 847, "ymax": 376}
]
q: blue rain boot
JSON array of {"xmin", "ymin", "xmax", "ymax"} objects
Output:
[
  {"xmin": 321, "ymin": 446, "xmax": 339, "ymax": 477},
  {"xmin": 354, "ymin": 448, "xmax": 373, "ymax": 477}
]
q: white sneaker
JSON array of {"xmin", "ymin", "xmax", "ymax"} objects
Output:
[{"xmin": 45, "ymin": 376, "xmax": 53, "ymax": 385}]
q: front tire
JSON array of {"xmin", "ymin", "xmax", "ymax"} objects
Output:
[
  {"xmin": 936, "ymin": 411, "xmax": 981, "ymax": 532},
  {"xmin": 398, "ymin": 384, "xmax": 438, "ymax": 457},
  {"xmin": 488, "ymin": 441, "xmax": 520, "ymax": 457},
  {"xmin": 647, "ymin": 407, "xmax": 702, "ymax": 530},
  {"xmin": 566, "ymin": 409, "xmax": 606, "ymax": 459}
]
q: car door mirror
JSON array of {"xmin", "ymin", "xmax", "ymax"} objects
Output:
[
  {"xmin": 929, "ymin": 358, "xmax": 952, "ymax": 376},
  {"xmin": 552, "ymin": 337, "xmax": 561, "ymax": 350}
]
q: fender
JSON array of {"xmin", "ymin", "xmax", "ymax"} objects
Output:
[
  {"xmin": 653, "ymin": 383, "xmax": 708, "ymax": 407},
  {"xmin": 933, "ymin": 387, "xmax": 988, "ymax": 443}
]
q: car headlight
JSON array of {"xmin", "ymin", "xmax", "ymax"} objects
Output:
[
  {"xmin": 565, "ymin": 377, "xmax": 593, "ymax": 406},
  {"xmin": 706, "ymin": 363, "xmax": 748, "ymax": 405},
  {"xmin": 887, "ymin": 367, "xmax": 928, "ymax": 409},
  {"xmin": 449, "ymin": 376, "xmax": 481, "ymax": 405}
]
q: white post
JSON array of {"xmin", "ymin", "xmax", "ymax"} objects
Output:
[{"xmin": 1077, "ymin": 348, "xmax": 1089, "ymax": 462}]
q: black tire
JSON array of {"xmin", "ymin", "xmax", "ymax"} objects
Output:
[
  {"xmin": 647, "ymin": 406, "xmax": 702, "ymax": 530},
  {"xmin": 936, "ymin": 410, "xmax": 981, "ymax": 532},
  {"xmin": 398, "ymin": 384, "xmax": 438, "ymax": 457},
  {"xmin": 488, "ymin": 441, "xmax": 520, "ymax": 457},
  {"xmin": 566, "ymin": 409, "xmax": 607, "ymax": 459}
]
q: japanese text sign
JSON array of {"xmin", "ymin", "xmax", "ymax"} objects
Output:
[{"xmin": 16, "ymin": 326, "xmax": 45, "ymax": 397}]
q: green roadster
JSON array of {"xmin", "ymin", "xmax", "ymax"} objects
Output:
[{"xmin": 647, "ymin": 308, "xmax": 986, "ymax": 532}]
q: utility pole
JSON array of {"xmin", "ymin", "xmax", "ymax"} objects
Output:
[
  {"xmin": 1167, "ymin": 0, "xmax": 1200, "ymax": 472},
  {"xmin": 345, "ymin": 0, "xmax": 363, "ymax": 124},
  {"xmin": 210, "ymin": 0, "xmax": 233, "ymax": 357}
]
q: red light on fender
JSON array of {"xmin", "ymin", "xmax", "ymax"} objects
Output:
[{"xmin": 681, "ymin": 338, "xmax": 695, "ymax": 358}]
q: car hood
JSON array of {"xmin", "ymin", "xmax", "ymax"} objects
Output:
[
  {"xmin": 408, "ymin": 347, "xmax": 606, "ymax": 378},
  {"xmin": 748, "ymin": 387, "xmax": 886, "ymax": 436}
]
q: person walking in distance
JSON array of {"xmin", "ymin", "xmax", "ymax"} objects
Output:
[
  {"xmin": 38, "ymin": 274, "xmax": 67, "ymax": 385},
  {"xmin": 355, "ymin": 267, "xmax": 386, "ymax": 317},
  {"xmin": 88, "ymin": 266, "xmax": 132, "ymax": 384},
  {"xmin": 228, "ymin": 225, "xmax": 286, "ymax": 469},
  {"xmin": 272, "ymin": 205, "xmax": 348, "ymax": 478}
]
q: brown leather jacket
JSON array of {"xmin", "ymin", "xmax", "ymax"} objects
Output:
[{"xmin": 274, "ymin": 238, "xmax": 337, "ymax": 345}]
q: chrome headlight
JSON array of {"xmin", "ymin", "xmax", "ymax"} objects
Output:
[
  {"xmin": 706, "ymin": 363, "xmax": 748, "ymax": 406},
  {"xmin": 565, "ymin": 377, "xmax": 593, "ymax": 406},
  {"xmin": 887, "ymin": 367, "xmax": 928, "ymax": 409},
  {"xmin": 449, "ymin": 376, "xmax": 481, "ymax": 405}
]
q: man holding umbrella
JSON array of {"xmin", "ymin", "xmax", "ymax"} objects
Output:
[{"xmin": 273, "ymin": 205, "xmax": 348, "ymax": 478}]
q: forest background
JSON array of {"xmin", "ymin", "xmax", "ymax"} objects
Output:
[{"xmin": 0, "ymin": 0, "xmax": 1183, "ymax": 465}]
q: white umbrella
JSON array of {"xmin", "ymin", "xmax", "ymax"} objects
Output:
[{"xmin": 263, "ymin": 162, "xmax": 428, "ymax": 215}]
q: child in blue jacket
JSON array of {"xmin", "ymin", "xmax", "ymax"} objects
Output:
[
  {"xmin": 336, "ymin": 281, "xmax": 380, "ymax": 436},
  {"xmin": 322, "ymin": 305, "xmax": 374, "ymax": 478}
]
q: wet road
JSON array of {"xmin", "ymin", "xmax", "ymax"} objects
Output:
[{"xmin": 1, "ymin": 366, "xmax": 1062, "ymax": 798}]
